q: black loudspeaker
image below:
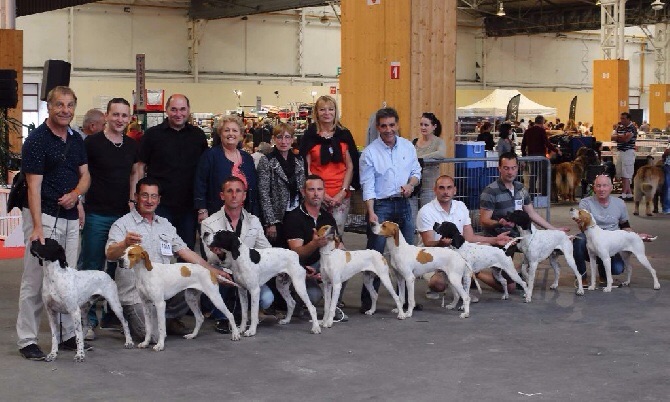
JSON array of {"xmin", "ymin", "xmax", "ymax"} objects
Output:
[
  {"xmin": 0, "ymin": 69, "xmax": 18, "ymax": 109},
  {"xmin": 629, "ymin": 109, "xmax": 644, "ymax": 127},
  {"xmin": 40, "ymin": 60, "xmax": 71, "ymax": 101}
]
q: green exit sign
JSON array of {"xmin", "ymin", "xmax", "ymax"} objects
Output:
[{"xmin": 336, "ymin": 66, "xmax": 341, "ymax": 77}]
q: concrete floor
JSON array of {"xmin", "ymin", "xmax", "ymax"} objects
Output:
[{"xmin": 0, "ymin": 204, "xmax": 668, "ymax": 401}]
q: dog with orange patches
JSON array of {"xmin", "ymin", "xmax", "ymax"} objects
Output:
[
  {"xmin": 119, "ymin": 245, "xmax": 241, "ymax": 351},
  {"xmin": 633, "ymin": 156, "xmax": 665, "ymax": 216},
  {"xmin": 372, "ymin": 221, "xmax": 473, "ymax": 318},
  {"xmin": 317, "ymin": 225, "xmax": 406, "ymax": 327},
  {"xmin": 570, "ymin": 208, "xmax": 660, "ymax": 292}
]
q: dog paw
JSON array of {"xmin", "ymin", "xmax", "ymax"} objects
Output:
[
  {"xmin": 445, "ymin": 304, "xmax": 457, "ymax": 310},
  {"xmin": 230, "ymin": 331, "xmax": 241, "ymax": 341},
  {"xmin": 183, "ymin": 333, "xmax": 196, "ymax": 340},
  {"xmin": 576, "ymin": 288, "xmax": 584, "ymax": 296},
  {"xmin": 587, "ymin": 285, "xmax": 596, "ymax": 291},
  {"xmin": 243, "ymin": 329, "xmax": 256, "ymax": 337},
  {"xmin": 391, "ymin": 308, "xmax": 399, "ymax": 313},
  {"xmin": 654, "ymin": 283, "xmax": 661, "ymax": 290},
  {"xmin": 550, "ymin": 284, "xmax": 559, "ymax": 290},
  {"xmin": 278, "ymin": 318, "xmax": 290, "ymax": 325},
  {"xmin": 603, "ymin": 287, "xmax": 612, "ymax": 293},
  {"xmin": 137, "ymin": 341, "xmax": 149, "ymax": 349},
  {"xmin": 524, "ymin": 296, "xmax": 532, "ymax": 303},
  {"xmin": 311, "ymin": 325, "xmax": 322, "ymax": 334},
  {"xmin": 45, "ymin": 353, "xmax": 57, "ymax": 362},
  {"xmin": 459, "ymin": 312, "xmax": 470, "ymax": 319},
  {"xmin": 152, "ymin": 344, "xmax": 165, "ymax": 351},
  {"xmin": 364, "ymin": 309, "xmax": 374, "ymax": 316},
  {"xmin": 471, "ymin": 296, "xmax": 479, "ymax": 303},
  {"xmin": 397, "ymin": 312, "xmax": 407, "ymax": 320},
  {"xmin": 74, "ymin": 353, "xmax": 85, "ymax": 363},
  {"xmin": 501, "ymin": 294, "xmax": 509, "ymax": 300},
  {"xmin": 124, "ymin": 342, "xmax": 134, "ymax": 349}
]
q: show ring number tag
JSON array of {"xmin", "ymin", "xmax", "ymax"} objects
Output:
[
  {"xmin": 160, "ymin": 241, "xmax": 173, "ymax": 256},
  {"xmin": 514, "ymin": 199, "xmax": 523, "ymax": 211}
]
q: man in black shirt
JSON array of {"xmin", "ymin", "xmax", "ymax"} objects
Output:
[
  {"xmin": 137, "ymin": 94, "xmax": 208, "ymax": 250},
  {"xmin": 79, "ymin": 98, "xmax": 140, "ymax": 338},
  {"xmin": 284, "ymin": 175, "xmax": 346, "ymax": 320}
]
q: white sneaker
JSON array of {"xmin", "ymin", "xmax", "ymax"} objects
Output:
[
  {"xmin": 425, "ymin": 290, "xmax": 441, "ymax": 300},
  {"xmin": 85, "ymin": 328, "xmax": 96, "ymax": 341}
]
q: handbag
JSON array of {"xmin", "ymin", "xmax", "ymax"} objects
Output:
[{"xmin": 6, "ymin": 170, "xmax": 27, "ymax": 211}]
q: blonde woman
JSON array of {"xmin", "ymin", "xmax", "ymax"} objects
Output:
[
  {"xmin": 194, "ymin": 115, "xmax": 258, "ymax": 220},
  {"xmin": 299, "ymin": 95, "xmax": 359, "ymax": 235}
]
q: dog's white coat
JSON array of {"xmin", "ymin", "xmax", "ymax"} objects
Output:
[
  {"xmin": 571, "ymin": 208, "xmax": 661, "ymax": 292},
  {"xmin": 120, "ymin": 245, "xmax": 241, "ymax": 351},
  {"xmin": 35, "ymin": 246, "xmax": 133, "ymax": 362},
  {"xmin": 317, "ymin": 225, "xmax": 406, "ymax": 327},
  {"xmin": 373, "ymin": 221, "xmax": 473, "ymax": 318}
]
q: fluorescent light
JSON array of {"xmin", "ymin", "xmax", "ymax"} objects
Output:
[{"xmin": 497, "ymin": 2, "xmax": 506, "ymax": 16}]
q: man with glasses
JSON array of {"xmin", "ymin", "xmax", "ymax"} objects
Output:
[
  {"xmin": 17, "ymin": 86, "xmax": 91, "ymax": 360},
  {"xmin": 480, "ymin": 152, "xmax": 566, "ymax": 239},
  {"xmin": 105, "ymin": 177, "xmax": 232, "ymax": 340}
]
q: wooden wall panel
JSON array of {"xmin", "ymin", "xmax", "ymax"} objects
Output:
[
  {"xmin": 649, "ymin": 83, "xmax": 670, "ymax": 131},
  {"xmin": 0, "ymin": 29, "xmax": 23, "ymax": 153},
  {"xmin": 340, "ymin": 0, "xmax": 411, "ymax": 146},
  {"xmin": 410, "ymin": 0, "xmax": 456, "ymax": 157},
  {"xmin": 593, "ymin": 59, "xmax": 628, "ymax": 141}
]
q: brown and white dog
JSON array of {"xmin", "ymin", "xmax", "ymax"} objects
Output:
[
  {"xmin": 317, "ymin": 225, "xmax": 406, "ymax": 327},
  {"xmin": 119, "ymin": 245, "xmax": 241, "ymax": 351},
  {"xmin": 570, "ymin": 208, "xmax": 660, "ymax": 292},
  {"xmin": 555, "ymin": 147, "xmax": 599, "ymax": 203},
  {"xmin": 633, "ymin": 156, "xmax": 665, "ymax": 216},
  {"xmin": 372, "ymin": 221, "xmax": 473, "ymax": 318}
]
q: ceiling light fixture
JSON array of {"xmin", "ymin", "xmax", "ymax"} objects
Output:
[
  {"xmin": 651, "ymin": 0, "xmax": 665, "ymax": 11},
  {"xmin": 497, "ymin": 2, "xmax": 506, "ymax": 17},
  {"xmin": 595, "ymin": 0, "xmax": 601, "ymax": 5}
]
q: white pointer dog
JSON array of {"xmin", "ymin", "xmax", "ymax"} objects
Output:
[
  {"xmin": 203, "ymin": 230, "xmax": 321, "ymax": 336},
  {"xmin": 316, "ymin": 225, "xmax": 406, "ymax": 327},
  {"xmin": 570, "ymin": 208, "xmax": 660, "ymax": 292},
  {"xmin": 432, "ymin": 221, "xmax": 529, "ymax": 302},
  {"xmin": 504, "ymin": 210, "xmax": 585, "ymax": 301},
  {"xmin": 372, "ymin": 221, "xmax": 473, "ymax": 318},
  {"xmin": 119, "ymin": 245, "xmax": 241, "ymax": 351},
  {"xmin": 30, "ymin": 239, "xmax": 133, "ymax": 362}
]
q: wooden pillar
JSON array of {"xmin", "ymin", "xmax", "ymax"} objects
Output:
[
  {"xmin": 0, "ymin": 29, "xmax": 23, "ymax": 154},
  {"xmin": 592, "ymin": 60, "xmax": 628, "ymax": 141},
  {"xmin": 340, "ymin": 0, "xmax": 456, "ymax": 155},
  {"xmin": 649, "ymin": 83, "xmax": 670, "ymax": 131}
]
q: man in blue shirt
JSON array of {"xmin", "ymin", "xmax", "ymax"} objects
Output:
[{"xmin": 358, "ymin": 107, "xmax": 421, "ymax": 312}]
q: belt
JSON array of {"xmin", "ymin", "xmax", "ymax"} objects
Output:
[{"xmin": 377, "ymin": 196, "xmax": 405, "ymax": 201}]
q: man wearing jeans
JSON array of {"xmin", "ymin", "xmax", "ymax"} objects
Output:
[
  {"xmin": 78, "ymin": 98, "xmax": 140, "ymax": 339},
  {"xmin": 358, "ymin": 107, "xmax": 421, "ymax": 313},
  {"xmin": 17, "ymin": 86, "xmax": 91, "ymax": 360}
]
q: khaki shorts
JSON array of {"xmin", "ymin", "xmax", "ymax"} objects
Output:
[{"xmin": 614, "ymin": 149, "xmax": 635, "ymax": 179}]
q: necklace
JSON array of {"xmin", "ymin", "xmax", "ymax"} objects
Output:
[{"xmin": 105, "ymin": 133, "xmax": 123, "ymax": 148}]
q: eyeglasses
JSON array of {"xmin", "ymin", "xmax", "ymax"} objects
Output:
[
  {"xmin": 275, "ymin": 134, "xmax": 293, "ymax": 140},
  {"xmin": 139, "ymin": 193, "xmax": 160, "ymax": 200}
]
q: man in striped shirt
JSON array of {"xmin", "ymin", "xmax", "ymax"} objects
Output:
[{"xmin": 611, "ymin": 112, "xmax": 637, "ymax": 200}]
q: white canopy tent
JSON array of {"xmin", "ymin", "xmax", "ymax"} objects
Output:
[{"xmin": 457, "ymin": 89, "xmax": 557, "ymax": 119}]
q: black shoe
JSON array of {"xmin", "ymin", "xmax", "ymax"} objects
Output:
[
  {"xmin": 59, "ymin": 337, "xmax": 93, "ymax": 351},
  {"xmin": 166, "ymin": 318, "xmax": 190, "ymax": 336},
  {"xmin": 19, "ymin": 344, "xmax": 46, "ymax": 361},
  {"xmin": 214, "ymin": 320, "xmax": 231, "ymax": 334},
  {"xmin": 403, "ymin": 303, "xmax": 423, "ymax": 311},
  {"xmin": 359, "ymin": 305, "xmax": 371, "ymax": 314}
]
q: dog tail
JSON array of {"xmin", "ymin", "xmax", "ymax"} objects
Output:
[{"xmin": 471, "ymin": 272, "xmax": 483, "ymax": 295}]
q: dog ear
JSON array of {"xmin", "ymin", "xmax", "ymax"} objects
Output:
[
  {"xmin": 392, "ymin": 224, "xmax": 399, "ymax": 247},
  {"xmin": 230, "ymin": 237, "xmax": 241, "ymax": 260},
  {"xmin": 451, "ymin": 233, "xmax": 466, "ymax": 249},
  {"xmin": 249, "ymin": 248, "xmax": 261, "ymax": 264},
  {"xmin": 141, "ymin": 250, "xmax": 153, "ymax": 271}
]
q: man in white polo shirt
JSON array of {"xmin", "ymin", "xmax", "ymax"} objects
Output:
[{"xmin": 416, "ymin": 175, "xmax": 514, "ymax": 296}]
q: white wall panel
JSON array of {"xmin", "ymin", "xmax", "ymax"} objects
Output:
[
  {"xmin": 73, "ymin": 8, "xmax": 132, "ymax": 69},
  {"xmin": 199, "ymin": 19, "xmax": 247, "ymax": 73},
  {"xmin": 17, "ymin": 10, "xmax": 69, "ymax": 64},
  {"xmin": 130, "ymin": 10, "xmax": 189, "ymax": 72},
  {"xmin": 245, "ymin": 20, "xmax": 299, "ymax": 75},
  {"xmin": 303, "ymin": 25, "xmax": 340, "ymax": 76}
]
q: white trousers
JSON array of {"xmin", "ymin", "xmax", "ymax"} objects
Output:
[{"xmin": 16, "ymin": 209, "xmax": 79, "ymax": 348}]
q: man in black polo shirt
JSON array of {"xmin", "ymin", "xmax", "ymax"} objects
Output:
[
  {"xmin": 17, "ymin": 86, "xmax": 91, "ymax": 360},
  {"xmin": 137, "ymin": 94, "xmax": 208, "ymax": 250},
  {"xmin": 284, "ymin": 175, "xmax": 347, "ymax": 321}
]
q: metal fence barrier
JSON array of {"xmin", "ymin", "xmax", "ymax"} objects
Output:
[{"xmin": 345, "ymin": 156, "xmax": 552, "ymax": 234}]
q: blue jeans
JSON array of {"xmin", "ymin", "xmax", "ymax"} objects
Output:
[
  {"xmin": 155, "ymin": 205, "xmax": 197, "ymax": 251},
  {"xmin": 361, "ymin": 197, "xmax": 415, "ymax": 307},
  {"xmin": 663, "ymin": 164, "xmax": 670, "ymax": 213},
  {"xmin": 573, "ymin": 233, "xmax": 625, "ymax": 279},
  {"xmin": 78, "ymin": 212, "xmax": 121, "ymax": 327},
  {"xmin": 209, "ymin": 284, "xmax": 274, "ymax": 321}
]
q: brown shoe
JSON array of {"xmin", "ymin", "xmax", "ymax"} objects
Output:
[{"xmin": 165, "ymin": 318, "xmax": 190, "ymax": 336}]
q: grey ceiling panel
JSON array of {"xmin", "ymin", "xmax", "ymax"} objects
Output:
[
  {"xmin": 189, "ymin": 0, "xmax": 330, "ymax": 20},
  {"xmin": 17, "ymin": 0, "xmax": 98, "ymax": 17}
]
